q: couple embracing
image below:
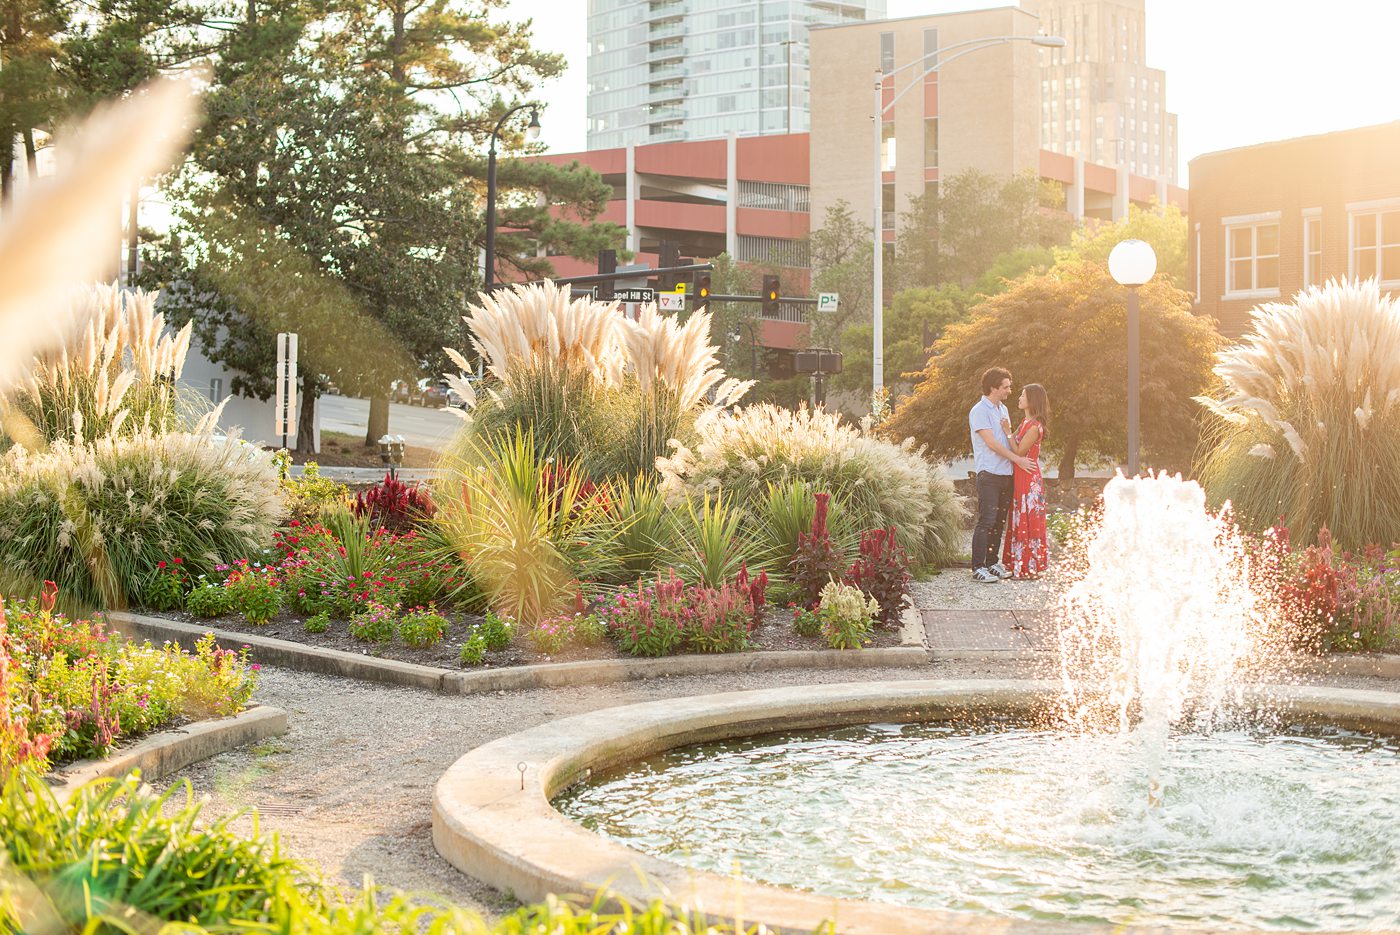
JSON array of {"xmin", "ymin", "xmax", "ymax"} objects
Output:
[{"xmin": 968, "ymin": 367, "xmax": 1049, "ymax": 584}]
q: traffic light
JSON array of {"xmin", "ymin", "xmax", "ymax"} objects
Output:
[
  {"xmin": 693, "ymin": 272, "xmax": 712, "ymax": 312},
  {"xmin": 658, "ymin": 241, "xmax": 680, "ymax": 291},
  {"xmin": 761, "ymin": 274, "xmax": 780, "ymax": 317}
]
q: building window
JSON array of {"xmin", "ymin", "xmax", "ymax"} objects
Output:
[
  {"xmin": 923, "ymin": 118, "xmax": 938, "ymax": 168},
  {"xmin": 881, "ymin": 120, "xmax": 896, "ymax": 171},
  {"xmin": 1350, "ymin": 206, "xmax": 1400, "ymax": 284},
  {"xmin": 879, "ymin": 31, "xmax": 894, "ymax": 73},
  {"xmin": 1303, "ymin": 211, "xmax": 1322, "ymax": 287},
  {"xmin": 922, "ymin": 27, "xmax": 938, "ymax": 68},
  {"xmin": 882, "ymin": 183, "xmax": 896, "ymax": 230},
  {"xmin": 1225, "ymin": 217, "xmax": 1280, "ymax": 296}
]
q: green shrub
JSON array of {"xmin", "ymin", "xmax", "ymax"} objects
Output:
[
  {"xmin": 478, "ymin": 610, "xmax": 514, "ymax": 650},
  {"xmin": 792, "ymin": 605, "xmax": 822, "ymax": 637},
  {"xmin": 527, "ymin": 616, "xmax": 572, "ymax": 655},
  {"xmin": 348, "ymin": 601, "xmax": 397, "ymax": 643},
  {"xmin": 185, "ymin": 577, "xmax": 233, "ymax": 618},
  {"xmin": 818, "ymin": 581, "xmax": 877, "ymax": 650},
  {"xmin": 0, "ymin": 430, "xmax": 284, "ymax": 609},
  {"xmin": 398, "ymin": 606, "xmax": 448, "ymax": 648},
  {"xmin": 664, "ymin": 491, "xmax": 748, "ymax": 587},
  {"xmin": 751, "ymin": 480, "xmax": 857, "ymax": 574},
  {"xmin": 274, "ymin": 455, "xmax": 352, "ymax": 525},
  {"xmin": 657, "ymin": 404, "xmax": 965, "ymax": 566},
  {"xmin": 0, "ymin": 766, "xmax": 839, "ymax": 934},
  {"xmin": 458, "ymin": 632, "xmax": 487, "ymax": 666},
  {"xmin": 573, "ymin": 612, "xmax": 607, "ymax": 646},
  {"xmin": 601, "ymin": 476, "xmax": 676, "ymax": 580},
  {"xmin": 1197, "ymin": 279, "xmax": 1400, "ymax": 549},
  {"xmin": 225, "ymin": 561, "xmax": 283, "ymax": 625},
  {"xmin": 139, "ymin": 559, "xmax": 189, "ymax": 611},
  {"xmin": 303, "ymin": 611, "xmax": 331, "ymax": 633}
]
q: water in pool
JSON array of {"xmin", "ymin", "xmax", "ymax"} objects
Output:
[{"xmin": 555, "ymin": 719, "xmax": 1400, "ymax": 929}]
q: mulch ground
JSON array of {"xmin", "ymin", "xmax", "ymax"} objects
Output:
[
  {"xmin": 284, "ymin": 431, "xmax": 439, "ymax": 469},
  {"xmin": 151, "ymin": 605, "xmax": 905, "ymax": 671}
]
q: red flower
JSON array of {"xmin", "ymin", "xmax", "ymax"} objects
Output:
[
  {"xmin": 173, "ymin": 557, "xmax": 183, "ymax": 565},
  {"xmin": 40, "ymin": 580, "xmax": 58, "ymax": 612},
  {"xmin": 158, "ymin": 561, "xmax": 167, "ymax": 569}
]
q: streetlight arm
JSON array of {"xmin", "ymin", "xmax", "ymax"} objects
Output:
[
  {"xmin": 881, "ymin": 36, "xmax": 1057, "ymax": 115},
  {"xmin": 489, "ymin": 102, "xmax": 538, "ymax": 153}
]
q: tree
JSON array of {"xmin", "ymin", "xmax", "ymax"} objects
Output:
[
  {"xmin": 808, "ymin": 200, "xmax": 873, "ymax": 349},
  {"xmin": 884, "ymin": 259, "xmax": 1221, "ymax": 478},
  {"xmin": 1055, "ymin": 202, "xmax": 1190, "ymax": 289},
  {"xmin": 0, "ymin": 0, "xmax": 67, "ymax": 207},
  {"xmin": 148, "ymin": 0, "xmax": 622, "ymax": 451},
  {"xmin": 834, "ymin": 246, "xmax": 1055, "ymax": 397},
  {"xmin": 893, "ymin": 168, "xmax": 1072, "ymax": 289}
]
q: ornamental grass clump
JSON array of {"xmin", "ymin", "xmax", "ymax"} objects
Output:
[
  {"xmin": 1196, "ymin": 278, "xmax": 1400, "ymax": 549},
  {"xmin": 657, "ymin": 403, "xmax": 964, "ymax": 566},
  {"xmin": 434, "ymin": 430, "xmax": 617, "ymax": 626},
  {"xmin": 441, "ymin": 281, "xmax": 751, "ymax": 481},
  {"xmin": 0, "ymin": 284, "xmax": 196, "ymax": 448},
  {"xmin": 0, "ymin": 426, "xmax": 284, "ymax": 609}
]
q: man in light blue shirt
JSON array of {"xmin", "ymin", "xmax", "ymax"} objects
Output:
[{"xmin": 968, "ymin": 367, "xmax": 1034, "ymax": 583}]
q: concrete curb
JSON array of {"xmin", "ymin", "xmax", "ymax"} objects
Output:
[
  {"xmin": 107, "ymin": 611, "xmax": 936, "ymax": 696},
  {"xmin": 433, "ymin": 680, "xmax": 1400, "ymax": 935},
  {"xmin": 47, "ymin": 705, "xmax": 288, "ymax": 803}
]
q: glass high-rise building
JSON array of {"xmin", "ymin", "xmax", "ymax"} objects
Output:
[{"xmin": 587, "ymin": 0, "xmax": 886, "ymax": 150}]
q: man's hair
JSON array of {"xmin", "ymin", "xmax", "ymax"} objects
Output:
[{"xmin": 981, "ymin": 367, "xmax": 1012, "ymax": 396}]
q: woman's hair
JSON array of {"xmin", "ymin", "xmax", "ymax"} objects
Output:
[{"xmin": 1023, "ymin": 383, "xmax": 1049, "ymax": 428}]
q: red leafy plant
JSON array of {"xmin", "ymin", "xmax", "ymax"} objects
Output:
[
  {"xmin": 844, "ymin": 526, "xmax": 911, "ymax": 628},
  {"xmin": 352, "ymin": 473, "xmax": 436, "ymax": 534},
  {"xmin": 790, "ymin": 492, "xmax": 846, "ymax": 609}
]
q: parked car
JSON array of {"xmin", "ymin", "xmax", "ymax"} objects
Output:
[{"xmin": 418, "ymin": 382, "xmax": 448, "ymax": 408}]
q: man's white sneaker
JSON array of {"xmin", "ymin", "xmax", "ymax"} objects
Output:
[
  {"xmin": 972, "ymin": 567, "xmax": 1001, "ymax": 583},
  {"xmin": 989, "ymin": 562, "xmax": 1013, "ymax": 580}
]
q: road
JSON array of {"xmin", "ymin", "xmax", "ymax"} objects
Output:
[{"xmin": 318, "ymin": 394, "xmax": 464, "ymax": 451}]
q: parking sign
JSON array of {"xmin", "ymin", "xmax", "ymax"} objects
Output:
[{"xmin": 817, "ymin": 292, "xmax": 840, "ymax": 313}]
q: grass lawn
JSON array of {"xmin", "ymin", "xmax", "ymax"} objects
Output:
[{"xmin": 285, "ymin": 430, "xmax": 439, "ymax": 469}]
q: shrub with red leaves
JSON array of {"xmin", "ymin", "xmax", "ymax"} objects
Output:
[
  {"xmin": 352, "ymin": 472, "xmax": 436, "ymax": 534},
  {"xmin": 790, "ymin": 492, "xmax": 845, "ymax": 609},
  {"xmin": 844, "ymin": 526, "xmax": 910, "ymax": 628}
]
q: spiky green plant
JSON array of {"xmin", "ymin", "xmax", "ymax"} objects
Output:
[
  {"xmin": 600, "ymin": 475, "xmax": 677, "ymax": 580},
  {"xmin": 657, "ymin": 404, "xmax": 965, "ymax": 566},
  {"xmin": 434, "ymin": 429, "xmax": 619, "ymax": 625},
  {"xmin": 664, "ymin": 491, "xmax": 750, "ymax": 587},
  {"xmin": 1196, "ymin": 279, "xmax": 1400, "ymax": 548},
  {"xmin": 750, "ymin": 480, "xmax": 858, "ymax": 575}
]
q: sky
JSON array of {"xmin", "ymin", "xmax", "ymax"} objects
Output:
[{"xmin": 502, "ymin": 0, "xmax": 1400, "ymax": 184}]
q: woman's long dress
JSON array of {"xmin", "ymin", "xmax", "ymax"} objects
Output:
[{"xmin": 1002, "ymin": 419, "xmax": 1048, "ymax": 578}]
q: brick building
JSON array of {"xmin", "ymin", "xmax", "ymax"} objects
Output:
[{"xmin": 1189, "ymin": 121, "xmax": 1400, "ymax": 337}]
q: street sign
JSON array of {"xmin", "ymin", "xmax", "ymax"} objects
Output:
[
  {"xmin": 595, "ymin": 286, "xmax": 655, "ymax": 303},
  {"xmin": 274, "ymin": 332, "xmax": 298, "ymax": 447},
  {"xmin": 817, "ymin": 292, "xmax": 840, "ymax": 313},
  {"xmin": 658, "ymin": 292, "xmax": 685, "ymax": 311}
]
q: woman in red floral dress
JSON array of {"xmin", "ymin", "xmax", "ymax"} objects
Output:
[{"xmin": 1001, "ymin": 383, "xmax": 1049, "ymax": 578}]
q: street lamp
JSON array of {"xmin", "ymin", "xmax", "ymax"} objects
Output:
[
  {"xmin": 377, "ymin": 434, "xmax": 407, "ymax": 481},
  {"xmin": 870, "ymin": 33, "xmax": 1064, "ymax": 395},
  {"xmin": 1108, "ymin": 238, "xmax": 1157, "ymax": 477},
  {"xmin": 484, "ymin": 105, "xmax": 542, "ymax": 292}
]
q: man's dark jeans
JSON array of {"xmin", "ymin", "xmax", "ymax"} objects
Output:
[{"xmin": 972, "ymin": 471, "xmax": 1013, "ymax": 570}]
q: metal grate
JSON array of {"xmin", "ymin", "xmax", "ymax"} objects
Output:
[{"xmin": 256, "ymin": 802, "xmax": 307, "ymax": 817}]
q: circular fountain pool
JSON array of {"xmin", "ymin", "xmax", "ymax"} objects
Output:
[{"xmin": 555, "ymin": 719, "xmax": 1400, "ymax": 930}]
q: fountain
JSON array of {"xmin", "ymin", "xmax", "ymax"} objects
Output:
[{"xmin": 434, "ymin": 475, "xmax": 1400, "ymax": 932}]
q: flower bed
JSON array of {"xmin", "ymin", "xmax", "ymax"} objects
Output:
[{"xmin": 1, "ymin": 584, "xmax": 259, "ymax": 777}]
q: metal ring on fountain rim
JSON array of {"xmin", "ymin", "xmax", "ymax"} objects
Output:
[{"xmin": 431, "ymin": 679, "xmax": 1400, "ymax": 935}]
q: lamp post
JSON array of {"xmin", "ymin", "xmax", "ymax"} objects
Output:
[
  {"xmin": 870, "ymin": 33, "xmax": 1064, "ymax": 394},
  {"xmin": 1108, "ymin": 238, "xmax": 1157, "ymax": 477},
  {"xmin": 484, "ymin": 105, "xmax": 541, "ymax": 292}
]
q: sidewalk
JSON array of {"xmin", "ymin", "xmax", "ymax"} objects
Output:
[{"xmin": 920, "ymin": 609, "xmax": 1056, "ymax": 653}]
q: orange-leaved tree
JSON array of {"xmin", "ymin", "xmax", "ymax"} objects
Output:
[{"xmin": 883, "ymin": 259, "xmax": 1220, "ymax": 478}]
